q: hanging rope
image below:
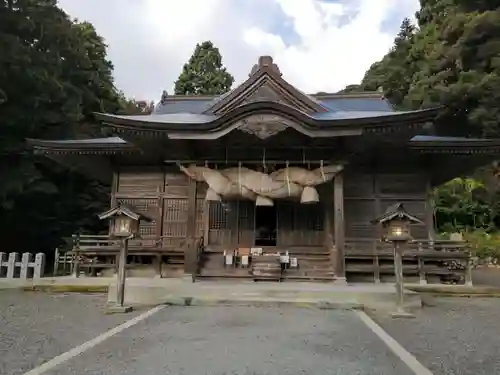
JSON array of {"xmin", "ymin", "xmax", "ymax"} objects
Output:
[
  {"xmin": 320, "ymin": 160, "xmax": 326, "ymax": 182},
  {"xmin": 238, "ymin": 161, "xmax": 242, "ymax": 193},
  {"xmin": 262, "ymin": 148, "xmax": 267, "ymax": 171},
  {"xmin": 285, "ymin": 160, "xmax": 291, "ymax": 196}
]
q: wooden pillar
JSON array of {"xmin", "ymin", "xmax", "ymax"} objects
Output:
[
  {"xmin": 334, "ymin": 172, "xmax": 346, "ymax": 281},
  {"xmin": 184, "ymin": 178, "xmax": 197, "ymax": 274},
  {"xmin": 116, "ymin": 238, "xmax": 128, "ymax": 307},
  {"xmin": 203, "ymin": 201, "xmax": 210, "ymax": 246},
  {"xmin": 425, "ymin": 178, "xmax": 436, "ymax": 240},
  {"xmin": 110, "ymin": 171, "xmax": 119, "ymax": 206},
  {"xmin": 323, "ymin": 192, "xmax": 335, "ymax": 273},
  {"xmin": 154, "ymin": 169, "xmax": 166, "ymax": 278}
]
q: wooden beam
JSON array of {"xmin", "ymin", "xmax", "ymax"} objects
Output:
[
  {"xmin": 48, "ymin": 154, "xmax": 113, "ymax": 184},
  {"xmin": 203, "ymin": 200, "xmax": 210, "ymax": 247},
  {"xmin": 425, "ymin": 176, "xmax": 436, "ymax": 239},
  {"xmin": 184, "ymin": 177, "xmax": 198, "ymax": 274},
  {"xmin": 110, "ymin": 171, "xmax": 119, "ymax": 206},
  {"xmin": 334, "ymin": 172, "xmax": 346, "ymax": 280},
  {"xmin": 323, "ymin": 191, "xmax": 335, "ymax": 274}
]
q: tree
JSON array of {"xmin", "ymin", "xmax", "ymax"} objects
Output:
[
  {"xmin": 338, "ymin": 1, "xmax": 500, "ymax": 236},
  {"xmin": 341, "ymin": 18, "xmax": 418, "ymax": 107},
  {"xmin": 354, "ymin": 1, "xmax": 500, "ymax": 137},
  {"xmin": 0, "ymin": 0, "xmax": 123, "ymax": 255},
  {"xmin": 174, "ymin": 41, "xmax": 234, "ymax": 95}
]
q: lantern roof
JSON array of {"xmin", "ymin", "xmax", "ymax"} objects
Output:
[
  {"xmin": 371, "ymin": 203, "xmax": 423, "ymax": 225},
  {"xmin": 98, "ymin": 203, "xmax": 154, "ymax": 222}
]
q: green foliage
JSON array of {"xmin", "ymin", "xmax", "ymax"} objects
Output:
[
  {"xmin": 174, "ymin": 41, "xmax": 234, "ymax": 95},
  {"xmin": 0, "ymin": 0, "xmax": 127, "ymax": 255},
  {"xmin": 346, "ymin": 1, "xmax": 500, "ymax": 137},
  {"xmin": 432, "ymin": 178, "xmax": 497, "ymax": 232},
  {"xmin": 462, "ymin": 230, "xmax": 500, "ymax": 259},
  {"xmin": 116, "ymin": 92, "xmax": 155, "ymax": 114},
  {"xmin": 343, "ymin": 1, "xmax": 500, "ymax": 242}
]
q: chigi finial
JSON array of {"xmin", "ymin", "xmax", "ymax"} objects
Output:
[
  {"xmin": 160, "ymin": 90, "xmax": 168, "ymax": 105},
  {"xmin": 249, "ymin": 56, "xmax": 282, "ymax": 77}
]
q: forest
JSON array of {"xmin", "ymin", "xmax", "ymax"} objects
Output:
[
  {"xmin": 1, "ymin": 0, "xmax": 499, "ymax": 259},
  {"xmin": 342, "ymin": 0, "xmax": 500, "ymax": 258}
]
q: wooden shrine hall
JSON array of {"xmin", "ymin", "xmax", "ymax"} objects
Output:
[{"xmin": 28, "ymin": 56, "xmax": 500, "ymax": 283}]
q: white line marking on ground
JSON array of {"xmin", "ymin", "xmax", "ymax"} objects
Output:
[
  {"xmin": 22, "ymin": 305, "xmax": 165, "ymax": 375},
  {"xmin": 355, "ymin": 310, "xmax": 433, "ymax": 375}
]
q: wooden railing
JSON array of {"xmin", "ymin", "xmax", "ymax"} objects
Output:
[
  {"xmin": 55, "ymin": 233, "xmax": 203, "ymax": 277},
  {"xmin": 191, "ymin": 236, "xmax": 205, "ymax": 283},
  {"xmin": 70, "ymin": 233, "xmax": 188, "ymax": 253},
  {"xmin": 345, "ymin": 239, "xmax": 472, "ymax": 284}
]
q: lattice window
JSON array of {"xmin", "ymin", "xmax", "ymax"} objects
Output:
[
  {"xmin": 294, "ymin": 203, "xmax": 324, "ymax": 231},
  {"xmin": 163, "ymin": 198, "xmax": 188, "ymax": 238},
  {"xmin": 238, "ymin": 200, "xmax": 255, "ymax": 230},
  {"xmin": 116, "ymin": 198, "xmax": 157, "ymax": 237},
  {"xmin": 195, "ymin": 198, "xmax": 205, "ymax": 237},
  {"xmin": 117, "ymin": 172, "xmax": 163, "ymax": 193},
  {"xmin": 209, "ymin": 201, "xmax": 234, "ymax": 230}
]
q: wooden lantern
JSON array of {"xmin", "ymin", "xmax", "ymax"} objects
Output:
[
  {"xmin": 371, "ymin": 203, "xmax": 423, "ymax": 243},
  {"xmin": 98, "ymin": 204, "xmax": 153, "ymax": 239}
]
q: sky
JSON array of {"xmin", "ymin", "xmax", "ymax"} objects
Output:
[{"xmin": 58, "ymin": 0, "xmax": 420, "ymax": 102}]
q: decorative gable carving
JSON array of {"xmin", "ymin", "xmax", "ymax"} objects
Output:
[
  {"xmin": 236, "ymin": 114, "xmax": 290, "ymax": 139},
  {"xmin": 206, "ymin": 56, "xmax": 328, "ymax": 115},
  {"xmin": 241, "ymin": 83, "xmax": 288, "ymax": 106}
]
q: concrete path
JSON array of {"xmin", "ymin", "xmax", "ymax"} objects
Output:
[
  {"xmin": 472, "ymin": 266, "xmax": 500, "ymax": 288},
  {"xmin": 4, "ymin": 291, "xmax": 499, "ymax": 375},
  {"xmin": 0, "ymin": 276, "xmax": 421, "ymax": 311},
  {"xmin": 33, "ymin": 307, "xmax": 427, "ymax": 375}
]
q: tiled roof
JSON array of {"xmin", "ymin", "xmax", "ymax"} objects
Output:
[
  {"xmin": 153, "ymin": 98, "xmax": 214, "ymax": 114},
  {"xmin": 153, "ymin": 92, "xmax": 393, "ymax": 115},
  {"xmin": 411, "ymin": 135, "xmax": 488, "ymax": 142}
]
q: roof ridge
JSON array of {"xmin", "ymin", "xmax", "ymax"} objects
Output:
[
  {"xmin": 161, "ymin": 95, "xmax": 219, "ymax": 101},
  {"xmin": 312, "ymin": 92, "xmax": 385, "ymax": 100}
]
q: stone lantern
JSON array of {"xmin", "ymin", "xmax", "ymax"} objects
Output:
[
  {"xmin": 98, "ymin": 204, "xmax": 153, "ymax": 313},
  {"xmin": 372, "ymin": 203, "xmax": 423, "ymax": 318}
]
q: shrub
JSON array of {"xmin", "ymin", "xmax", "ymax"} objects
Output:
[{"xmin": 461, "ymin": 230, "xmax": 500, "ymax": 260}]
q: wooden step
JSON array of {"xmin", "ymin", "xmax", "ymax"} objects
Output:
[{"xmin": 198, "ymin": 269, "xmax": 253, "ymax": 279}]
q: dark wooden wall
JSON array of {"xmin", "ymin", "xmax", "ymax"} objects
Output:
[
  {"xmin": 110, "ymin": 166, "xmax": 433, "ymax": 250},
  {"xmin": 207, "ymin": 200, "xmax": 325, "ymax": 248},
  {"xmin": 112, "ymin": 167, "xmax": 205, "ymax": 248},
  {"xmin": 344, "ymin": 168, "xmax": 430, "ymax": 242}
]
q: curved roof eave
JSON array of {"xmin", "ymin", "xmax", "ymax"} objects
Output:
[
  {"xmin": 26, "ymin": 137, "xmax": 138, "ymax": 154},
  {"xmin": 410, "ymin": 135, "xmax": 500, "ymax": 153},
  {"xmin": 94, "ymin": 102, "xmax": 441, "ymax": 134}
]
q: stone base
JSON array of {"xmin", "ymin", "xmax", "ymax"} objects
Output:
[
  {"xmin": 333, "ymin": 277, "xmax": 347, "ymax": 286},
  {"xmin": 106, "ymin": 304, "xmax": 134, "ymax": 314},
  {"xmin": 390, "ymin": 309, "xmax": 416, "ymax": 319}
]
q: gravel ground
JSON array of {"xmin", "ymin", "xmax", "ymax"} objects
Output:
[
  {"xmin": 0, "ymin": 290, "xmax": 142, "ymax": 375},
  {"xmin": 472, "ymin": 267, "xmax": 500, "ymax": 287},
  {"xmin": 373, "ymin": 298, "xmax": 500, "ymax": 375},
  {"xmin": 46, "ymin": 306, "xmax": 413, "ymax": 375}
]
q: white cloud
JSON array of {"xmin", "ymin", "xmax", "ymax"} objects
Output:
[{"xmin": 58, "ymin": 0, "xmax": 419, "ymax": 101}]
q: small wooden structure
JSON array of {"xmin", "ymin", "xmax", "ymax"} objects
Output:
[
  {"xmin": 252, "ymin": 256, "xmax": 282, "ymax": 282},
  {"xmin": 0, "ymin": 252, "xmax": 45, "ymax": 279},
  {"xmin": 28, "ymin": 56, "xmax": 500, "ymax": 283}
]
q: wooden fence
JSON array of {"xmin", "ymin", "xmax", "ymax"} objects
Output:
[{"xmin": 0, "ymin": 252, "xmax": 45, "ymax": 279}]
